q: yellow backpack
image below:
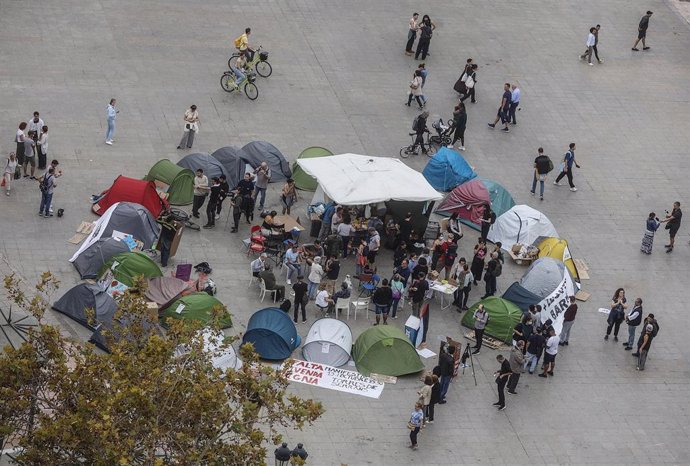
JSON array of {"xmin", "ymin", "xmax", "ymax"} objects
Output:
[{"xmin": 233, "ymin": 35, "xmax": 243, "ymax": 49}]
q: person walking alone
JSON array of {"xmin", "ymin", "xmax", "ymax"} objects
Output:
[
  {"xmin": 530, "ymin": 147, "xmax": 552, "ymax": 201},
  {"xmin": 177, "ymin": 105, "xmax": 199, "ymax": 150},
  {"xmin": 660, "ymin": 201, "xmax": 682, "ymax": 253},
  {"xmin": 105, "ymin": 98, "xmax": 118, "ymax": 145},
  {"xmin": 472, "ymin": 304, "xmax": 489, "ymax": 354},
  {"xmin": 624, "ymin": 298, "xmax": 643, "ymax": 351},
  {"xmin": 579, "ymin": 27, "xmax": 597, "ymax": 66},
  {"xmin": 407, "ymin": 402, "xmax": 424, "ymax": 450},
  {"xmin": 632, "ymin": 11, "xmax": 653, "ymax": 51},
  {"xmin": 493, "ymin": 355, "xmax": 512, "ymax": 410},
  {"xmin": 406, "ymin": 70, "xmax": 425, "ymax": 110},
  {"xmin": 405, "ymin": 13, "xmax": 419, "ymax": 55},
  {"xmin": 450, "ymin": 103, "xmax": 467, "ymax": 150},
  {"xmin": 559, "ymin": 296, "xmax": 577, "ymax": 345},
  {"xmin": 553, "ymin": 143, "xmax": 581, "ymax": 192},
  {"xmin": 459, "ymin": 64, "xmax": 478, "ymax": 104}
]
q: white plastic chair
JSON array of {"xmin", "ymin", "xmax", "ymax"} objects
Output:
[
  {"xmin": 348, "ymin": 297, "xmax": 370, "ymax": 321},
  {"xmin": 334, "ymin": 297, "xmax": 350, "ymax": 320},
  {"xmin": 258, "ymin": 278, "xmax": 278, "ymax": 303}
]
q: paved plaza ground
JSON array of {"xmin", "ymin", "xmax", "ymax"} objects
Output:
[{"xmin": 2, "ymin": 0, "xmax": 690, "ymax": 464}]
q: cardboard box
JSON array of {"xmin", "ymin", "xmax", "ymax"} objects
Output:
[{"xmin": 511, "ymin": 244, "xmax": 523, "ymax": 254}]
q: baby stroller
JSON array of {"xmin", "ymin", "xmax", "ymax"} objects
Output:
[{"xmin": 430, "ymin": 118, "xmax": 454, "ymax": 148}]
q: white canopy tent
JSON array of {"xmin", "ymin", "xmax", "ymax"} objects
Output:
[{"xmin": 296, "ymin": 154, "xmax": 442, "ymax": 205}]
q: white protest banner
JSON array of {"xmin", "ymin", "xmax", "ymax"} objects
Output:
[
  {"xmin": 286, "ymin": 360, "xmax": 385, "ymax": 399},
  {"xmin": 539, "ymin": 274, "xmax": 575, "ymax": 335}
]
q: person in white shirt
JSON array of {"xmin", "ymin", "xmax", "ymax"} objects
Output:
[
  {"xmin": 314, "ymin": 284, "xmax": 332, "ymax": 316},
  {"xmin": 105, "ymin": 98, "xmax": 118, "ymax": 145},
  {"xmin": 232, "ymin": 52, "xmax": 248, "ymax": 86},
  {"xmin": 251, "ymin": 254, "xmax": 267, "ymax": 277},
  {"xmin": 191, "ymin": 169, "xmax": 209, "ymax": 219},
  {"xmin": 177, "ymin": 105, "xmax": 199, "ymax": 150},
  {"xmin": 3, "ymin": 152, "xmax": 18, "ymax": 196},
  {"xmin": 27, "ymin": 112, "xmax": 44, "ymax": 157},
  {"xmin": 579, "ymin": 27, "xmax": 597, "ymax": 66},
  {"xmin": 509, "ymin": 84, "xmax": 521, "ymax": 125},
  {"xmin": 539, "ymin": 328, "xmax": 560, "ymax": 378},
  {"xmin": 307, "ymin": 256, "xmax": 324, "ymax": 300}
]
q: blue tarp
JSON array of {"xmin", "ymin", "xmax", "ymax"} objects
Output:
[
  {"xmin": 422, "ymin": 147, "xmax": 476, "ymax": 192},
  {"xmin": 501, "ymin": 281, "xmax": 543, "ymax": 313},
  {"xmin": 242, "ymin": 308, "xmax": 302, "ymax": 360}
]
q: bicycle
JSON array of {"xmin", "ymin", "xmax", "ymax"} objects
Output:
[
  {"xmin": 228, "ymin": 45, "xmax": 272, "ymax": 78},
  {"xmin": 220, "ymin": 70, "xmax": 259, "ymax": 100},
  {"xmin": 168, "ymin": 208, "xmax": 200, "ymax": 231},
  {"xmin": 399, "ymin": 130, "xmax": 436, "ymax": 158}
]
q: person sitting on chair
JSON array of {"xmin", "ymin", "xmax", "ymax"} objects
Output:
[
  {"xmin": 251, "ymin": 253, "xmax": 267, "ymax": 277},
  {"xmin": 314, "ymin": 283, "xmax": 332, "ymax": 317},
  {"xmin": 332, "ymin": 281, "xmax": 351, "ymax": 304},
  {"xmin": 261, "ymin": 210, "xmax": 285, "ymax": 238},
  {"xmin": 258, "ymin": 263, "xmax": 284, "ymax": 301}
]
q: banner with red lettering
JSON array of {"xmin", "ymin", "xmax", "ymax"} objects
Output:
[{"xmin": 286, "ymin": 360, "xmax": 385, "ymax": 399}]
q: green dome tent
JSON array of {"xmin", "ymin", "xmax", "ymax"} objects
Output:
[
  {"xmin": 461, "ymin": 296, "xmax": 523, "ymax": 344},
  {"xmin": 161, "ymin": 292, "xmax": 232, "ymax": 329},
  {"xmin": 144, "ymin": 159, "xmax": 195, "ymax": 205},
  {"xmin": 292, "ymin": 146, "xmax": 333, "ymax": 191},
  {"xmin": 100, "ymin": 252, "xmax": 163, "ymax": 287},
  {"xmin": 353, "ymin": 326, "xmax": 424, "ymax": 377}
]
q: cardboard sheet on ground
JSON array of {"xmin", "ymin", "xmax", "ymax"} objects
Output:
[
  {"xmin": 286, "ymin": 360, "xmax": 385, "ymax": 399},
  {"xmin": 416, "ymin": 348, "xmax": 437, "ymax": 358},
  {"xmin": 273, "ymin": 215, "xmax": 304, "ymax": 232}
]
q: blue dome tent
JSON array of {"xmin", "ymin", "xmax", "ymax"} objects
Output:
[
  {"xmin": 242, "ymin": 308, "xmax": 302, "ymax": 360},
  {"xmin": 422, "ymin": 147, "xmax": 476, "ymax": 192}
]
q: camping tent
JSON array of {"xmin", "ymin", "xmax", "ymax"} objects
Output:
[
  {"xmin": 241, "ymin": 141, "xmax": 292, "ymax": 182},
  {"xmin": 487, "ymin": 205, "xmax": 558, "ymax": 249},
  {"xmin": 503, "ymin": 258, "xmax": 576, "ymax": 335},
  {"xmin": 52, "ymin": 283, "xmax": 117, "ymax": 330},
  {"xmin": 69, "ymin": 202, "xmax": 160, "ymax": 263},
  {"xmin": 436, "ymin": 178, "xmax": 515, "ymax": 230},
  {"xmin": 161, "ymin": 292, "xmax": 232, "ymax": 328},
  {"xmin": 292, "ymin": 147, "xmax": 333, "ymax": 191},
  {"xmin": 144, "ymin": 159, "xmax": 195, "ymax": 205},
  {"xmin": 100, "ymin": 252, "xmax": 163, "ymax": 286},
  {"xmin": 145, "ymin": 276, "xmax": 189, "ymax": 310},
  {"xmin": 211, "ymin": 146, "xmax": 251, "ymax": 189},
  {"xmin": 177, "ymin": 152, "xmax": 228, "ymax": 180},
  {"xmin": 461, "ymin": 297, "xmax": 523, "ymax": 344},
  {"xmin": 501, "ymin": 282, "xmax": 543, "ymax": 313},
  {"xmin": 352, "ymin": 326, "xmax": 424, "ymax": 376},
  {"xmin": 242, "ymin": 307, "xmax": 301, "ymax": 360},
  {"xmin": 174, "ymin": 329, "xmax": 242, "ymax": 372},
  {"xmin": 71, "ymin": 237, "xmax": 130, "ymax": 279},
  {"xmin": 90, "ymin": 312, "xmax": 162, "ymax": 353},
  {"xmin": 296, "ymin": 154, "xmax": 442, "ymax": 205},
  {"xmin": 533, "ymin": 236, "xmax": 580, "ymax": 281},
  {"xmin": 422, "ymin": 147, "xmax": 476, "ymax": 192},
  {"xmin": 302, "ymin": 318, "xmax": 353, "ymax": 367},
  {"xmin": 92, "ymin": 176, "xmax": 166, "ymax": 218}
]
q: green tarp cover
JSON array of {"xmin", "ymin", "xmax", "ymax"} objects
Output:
[
  {"xmin": 461, "ymin": 296, "xmax": 523, "ymax": 344},
  {"xmin": 292, "ymin": 146, "xmax": 333, "ymax": 191},
  {"xmin": 145, "ymin": 159, "xmax": 195, "ymax": 205},
  {"xmin": 100, "ymin": 252, "xmax": 163, "ymax": 287},
  {"xmin": 353, "ymin": 326, "xmax": 424, "ymax": 377},
  {"xmin": 161, "ymin": 292, "xmax": 232, "ymax": 329}
]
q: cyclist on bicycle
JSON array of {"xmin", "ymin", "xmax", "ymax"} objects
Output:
[
  {"xmin": 234, "ymin": 27, "xmax": 255, "ymax": 61},
  {"xmin": 411, "ymin": 111, "xmax": 430, "ymax": 154},
  {"xmin": 231, "ymin": 51, "xmax": 248, "ymax": 87}
]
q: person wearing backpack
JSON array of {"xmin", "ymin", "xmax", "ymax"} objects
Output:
[
  {"xmin": 409, "ymin": 111, "xmax": 430, "ymax": 154},
  {"xmin": 234, "ymin": 27, "xmax": 254, "ymax": 61},
  {"xmin": 531, "ymin": 147, "xmax": 553, "ymax": 201},
  {"xmin": 38, "ymin": 167, "xmax": 57, "ymax": 217},
  {"xmin": 554, "ymin": 143, "xmax": 581, "ymax": 192}
]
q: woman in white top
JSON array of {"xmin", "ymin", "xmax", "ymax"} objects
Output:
[
  {"xmin": 3, "ymin": 152, "xmax": 18, "ymax": 195},
  {"xmin": 314, "ymin": 283, "xmax": 332, "ymax": 316},
  {"xmin": 406, "ymin": 70, "xmax": 425, "ymax": 109},
  {"xmin": 177, "ymin": 105, "xmax": 199, "ymax": 150},
  {"xmin": 16, "ymin": 122, "xmax": 27, "ymax": 166},
  {"xmin": 307, "ymin": 256, "xmax": 324, "ymax": 300}
]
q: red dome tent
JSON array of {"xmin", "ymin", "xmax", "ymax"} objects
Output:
[
  {"xmin": 92, "ymin": 176, "xmax": 167, "ymax": 218},
  {"xmin": 436, "ymin": 178, "xmax": 515, "ymax": 230}
]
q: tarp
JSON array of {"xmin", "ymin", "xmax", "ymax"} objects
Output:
[
  {"xmin": 501, "ymin": 281, "xmax": 543, "ymax": 313},
  {"xmin": 161, "ymin": 292, "xmax": 232, "ymax": 328},
  {"xmin": 71, "ymin": 237, "xmax": 130, "ymax": 279},
  {"xmin": 174, "ymin": 329, "xmax": 242, "ymax": 372},
  {"xmin": 422, "ymin": 147, "xmax": 477, "ymax": 192},
  {"xmin": 302, "ymin": 318, "xmax": 353, "ymax": 367},
  {"xmin": 52, "ymin": 283, "xmax": 118, "ymax": 330},
  {"xmin": 144, "ymin": 159, "xmax": 195, "ymax": 205},
  {"xmin": 177, "ymin": 152, "xmax": 227, "ymax": 180},
  {"xmin": 92, "ymin": 176, "xmax": 166, "ymax": 218},
  {"xmin": 487, "ymin": 205, "xmax": 558, "ymax": 249},
  {"xmin": 242, "ymin": 307, "xmax": 301, "ymax": 360},
  {"xmin": 69, "ymin": 202, "xmax": 160, "ymax": 263},
  {"xmin": 352, "ymin": 326, "xmax": 424, "ymax": 376},
  {"xmin": 100, "ymin": 252, "xmax": 163, "ymax": 287},
  {"xmin": 145, "ymin": 276, "xmax": 189, "ymax": 310},
  {"xmin": 461, "ymin": 297, "xmax": 523, "ymax": 344},
  {"xmin": 211, "ymin": 146, "xmax": 251, "ymax": 189},
  {"xmin": 533, "ymin": 236, "xmax": 580, "ymax": 281},
  {"xmin": 292, "ymin": 146, "xmax": 333, "ymax": 191},
  {"xmin": 241, "ymin": 141, "xmax": 292, "ymax": 182},
  {"xmin": 297, "ymin": 154, "xmax": 442, "ymax": 205}
]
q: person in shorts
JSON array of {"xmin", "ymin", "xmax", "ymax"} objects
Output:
[
  {"xmin": 539, "ymin": 328, "xmax": 559, "ymax": 378},
  {"xmin": 632, "ymin": 11, "xmax": 653, "ymax": 51},
  {"xmin": 661, "ymin": 201, "xmax": 682, "ymax": 253}
]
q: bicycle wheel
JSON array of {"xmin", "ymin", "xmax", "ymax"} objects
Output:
[
  {"xmin": 220, "ymin": 74, "xmax": 236, "ymax": 93},
  {"xmin": 244, "ymin": 82, "xmax": 259, "ymax": 100},
  {"xmin": 227, "ymin": 54, "xmax": 240, "ymax": 69},
  {"xmin": 256, "ymin": 61, "xmax": 272, "ymax": 77},
  {"xmin": 399, "ymin": 146, "xmax": 411, "ymax": 159}
]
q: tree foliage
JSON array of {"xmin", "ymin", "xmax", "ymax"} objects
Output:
[{"xmin": 0, "ymin": 273, "xmax": 323, "ymax": 465}]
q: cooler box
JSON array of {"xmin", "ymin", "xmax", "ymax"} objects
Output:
[{"xmin": 404, "ymin": 315, "xmax": 421, "ymax": 345}]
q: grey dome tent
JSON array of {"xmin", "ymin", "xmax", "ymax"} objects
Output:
[
  {"xmin": 211, "ymin": 146, "xmax": 251, "ymax": 189},
  {"xmin": 177, "ymin": 152, "xmax": 227, "ymax": 180},
  {"xmin": 302, "ymin": 318, "xmax": 353, "ymax": 367},
  {"xmin": 72, "ymin": 237, "xmax": 130, "ymax": 279},
  {"xmin": 241, "ymin": 141, "xmax": 292, "ymax": 182},
  {"xmin": 52, "ymin": 283, "xmax": 117, "ymax": 331}
]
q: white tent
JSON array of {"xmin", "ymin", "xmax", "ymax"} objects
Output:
[
  {"xmin": 296, "ymin": 154, "xmax": 442, "ymax": 205},
  {"xmin": 175, "ymin": 329, "xmax": 242, "ymax": 373},
  {"xmin": 487, "ymin": 205, "xmax": 558, "ymax": 250},
  {"xmin": 302, "ymin": 318, "xmax": 353, "ymax": 367}
]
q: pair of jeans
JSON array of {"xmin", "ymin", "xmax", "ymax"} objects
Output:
[
  {"xmin": 627, "ymin": 325, "xmax": 638, "ymax": 348},
  {"xmin": 496, "ymin": 376, "xmax": 507, "ymax": 407},
  {"xmin": 426, "ymin": 402, "xmax": 435, "ymax": 421},
  {"xmin": 440, "ymin": 375, "xmax": 451, "ymax": 400},
  {"xmin": 555, "ymin": 169, "xmax": 574, "ymax": 188},
  {"xmin": 638, "ymin": 349, "xmax": 649, "ymax": 370},
  {"xmin": 374, "ymin": 304, "xmax": 389, "ymax": 315},
  {"xmin": 106, "ymin": 118, "xmax": 115, "ymax": 141},
  {"xmin": 509, "ymin": 101, "xmax": 519, "ymax": 124},
  {"xmin": 606, "ymin": 320, "xmax": 621, "ymax": 337},
  {"xmin": 524, "ymin": 352, "xmax": 540, "ymax": 373},
  {"xmin": 405, "ymin": 29, "xmax": 416, "ymax": 52},
  {"xmin": 407, "ymin": 94, "xmax": 424, "ymax": 109},
  {"xmin": 285, "ymin": 263, "xmax": 300, "ymax": 282},
  {"xmin": 484, "ymin": 274, "xmax": 496, "ymax": 296},
  {"xmin": 474, "ymin": 327, "xmax": 484, "ymax": 350},
  {"xmin": 39, "ymin": 192, "xmax": 53, "ymax": 215},
  {"xmin": 507, "ymin": 373, "xmax": 520, "ymax": 392},
  {"xmin": 253, "ymin": 187, "xmax": 266, "ymax": 209},
  {"xmin": 391, "ymin": 298, "xmax": 401, "ymax": 318},
  {"xmin": 179, "ymin": 129, "xmax": 195, "ymax": 148},
  {"xmin": 307, "ymin": 281, "xmax": 319, "ymax": 299},
  {"xmin": 460, "ymin": 285, "xmax": 471, "ymax": 308},
  {"xmin": 192, "ymin": 194, "xmax": 206, "ymax": 217},
  {"xmin": 460, "ymin": 86, "xmax": 476, "ymax": 103},
  {"xmin": 451, "ymin": 126, "xmax": 465, "ymax": 146},
  {"xmin": 231, "ymin": 65, "xmax": 245, "ymax": 85},
  {"xmin": 560, "ymin": 320, "xmax": 575, "ymax": 343},
  {"xmin": 409, "ymin": 426, "xmax": 420, "ymax": 446},
  {"xmin": 341, "ymin": 235, "xmax": 350, "ymax": 257},
  {"xmin": 581, "ymin": 45, "xmax": 593, "ymax": 63},
  {"xmin": 531, "ymin": 173, "xmax": 546, "ymax": 197},
  {"xmin": 205, "ymin": 200, "xmax": 217, "ymax": 226}
]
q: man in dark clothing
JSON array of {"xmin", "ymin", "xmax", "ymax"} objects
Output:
[
  {"xmin": 479, "ymin": 205, "xmax": 496, "ymax": 243},
  {"xmin": 216, "ymin": 174, "xmax": 230, "ymax": 216},
  {"xmin": 399, "ymin": 213, "xmax": 414, "ymax": 245},
  {"xmin": 632, "ymin": 11, "xmax": 653, "ymax": 51},
  {"xmin": 482, "ymin": 252, "xmax": 498, "ymax": 298},
  {"xmin": 487, "ymin": 83, "xmax": 512, "ymax": 132},
  {"xmin": 525, "ymin": 330, "xmax": 545, "ymax": 374},
  {"xmin": 235, "ymin": 173, "xmax": 255, "ymax": 224},
  {"xmin": 559, "ymin": 296, "xmax": 578, "ymax": 345},
  {"xmin": 633, "ymin": 314, "xmax": 659, "ymax": 357},
  {"xmin": 661, "ymin": 201, "xmax": 682, "ymax": 253},
  {"xmin": 637, "ymin": 324, "xmax": 655, "ymax": 370},
  {"xmin": 554, "ymin": 143, "xmax": 581, "ymax": 191},
  {"xmin": 411, "ymin": 112, "xmax": 430, "ymax": 155},
  {"xmin": 438, "ymin": 346, "xmax": 455, "ymax": 403},
  {"xmin": 203, "ymin": 177, "xmax": 222, "ymax": 229},
  {"xmin": 258, "ymin": 265, "xmax": 285, "ymax": 301},
  {"xmin": 507, "ymin": 341, "xmax": 525, "ymax": 394},
  {"xmin": 493, "ymin": 355, "xmax": 512, "ymax": 410},
  {"xmin": 229, "ymin": 192, "xmax": 242, "ymax": 233},
  {"xmin": 409, "ymin": 272, "xmax": 429, "ymax": 317},
  {"xmin": 624, "ymin": 298, "xmax": 643, "ymax": 350},
  {"xmin": 531, "ymin": 147, "xmax": 552, "ymax": 201},
  {"xmin": 292, "ymin": 275, "xmax": 308, "ymax": 323}
]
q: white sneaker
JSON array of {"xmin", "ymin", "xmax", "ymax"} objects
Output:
[
  {"xmin": 215, "ymin": 214, "xmax": 220, "ymax": 219},
  {"xmin": 588, "ymin": 63, "xmax": 594, "ymax": 66},
  {"xmin": 570, "ymin": 187, "xmax": 578, "ymax": 192},
  {"xmin": 286, "ymin": 279, "xmax": 292, "ymax": 285},
  {"xmin": 553, "ymin": 181, "xmax": 560, "ymax": 186},
  {"xmin": 105, "ymin": 140, "xmax": 113, "ymax": 145},
  {"xmin": 446, "ymin": 145, "xmax": 453, "ymax": 148},
  {"xmin": 459, "ymin": 146, "xmax": 465, "ymax": 151}
]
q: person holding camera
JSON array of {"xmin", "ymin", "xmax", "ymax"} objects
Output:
[
  {"xmin": 605, "ymin": 288, "xmax": 627, "ymax": 341},
  {"xmin": 660, "ymin": 202, "xmax": 682, "ymax": 253},
  {"xmin": 177, "ymin": 105, "xmax": 199, "ymax": 150},
  {"xmin": 253, "ymin": 162, "xmax": 272, "ymax": 211},
  {"xmin": 640, "ymin": 212, "xmax": 661, "ymax": 254}
]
